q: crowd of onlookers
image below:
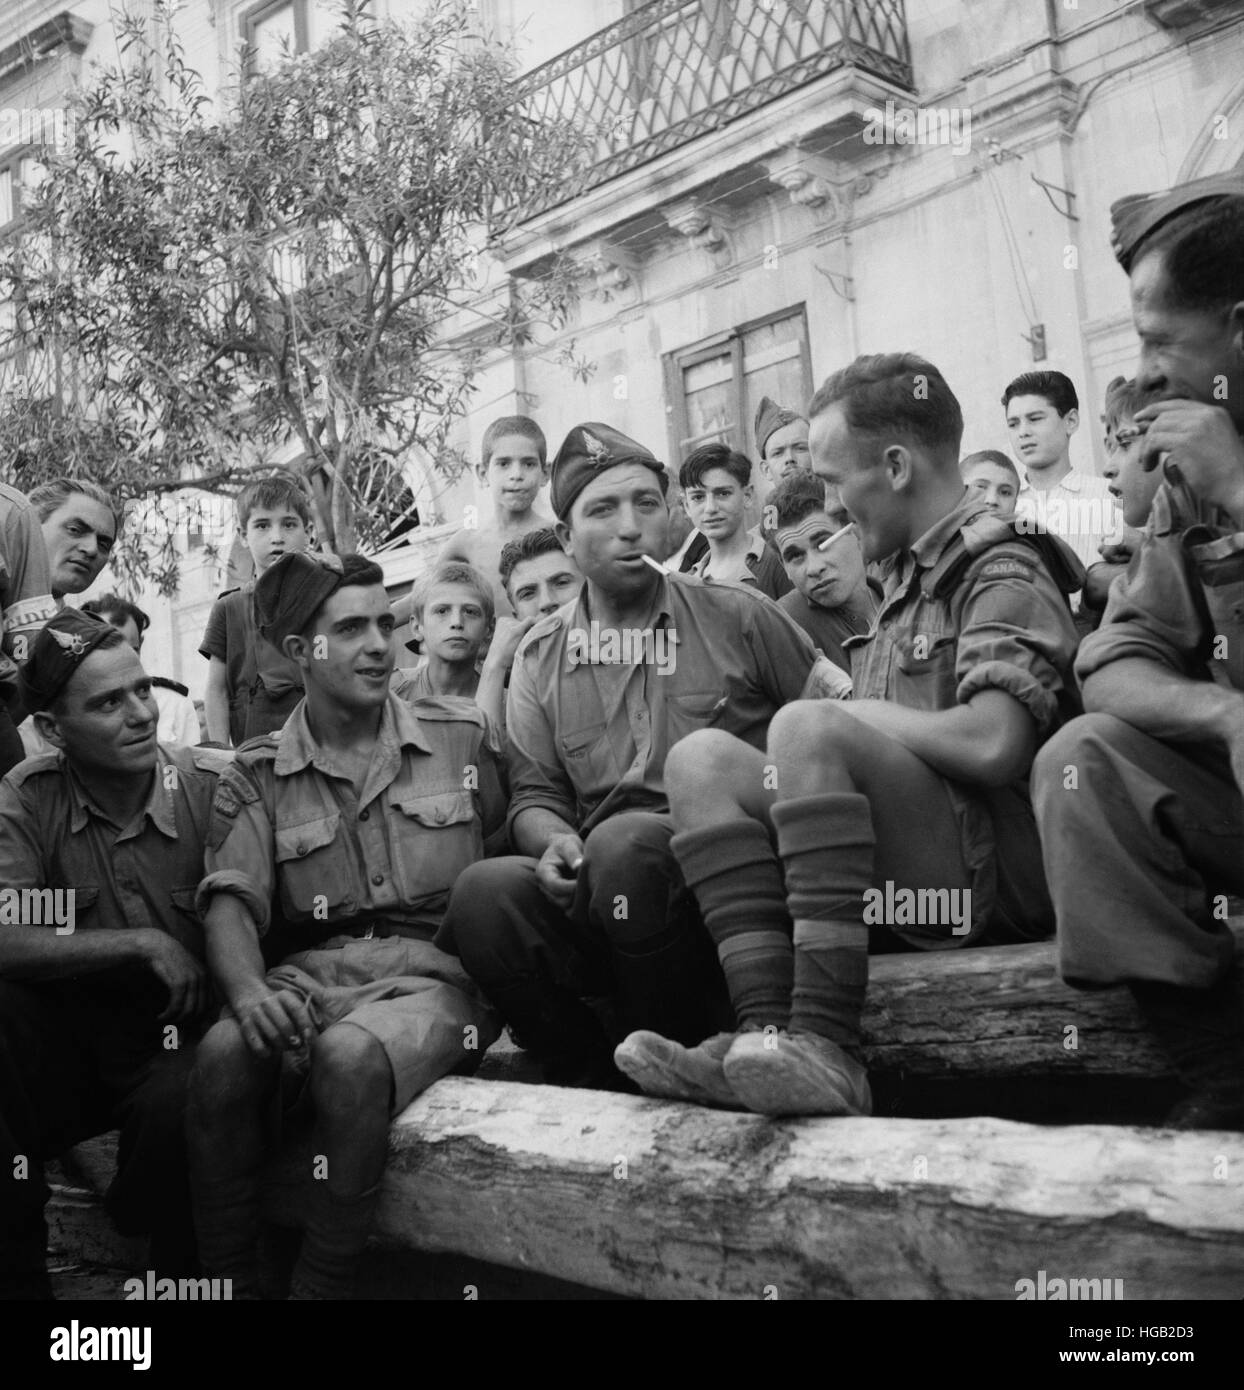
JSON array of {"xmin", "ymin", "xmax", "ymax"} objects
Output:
[{"xmin": 0, "ymin": 168, "xmax": 1240, "ymax": 1301}]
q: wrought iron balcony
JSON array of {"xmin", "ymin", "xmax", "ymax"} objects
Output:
[{"xmin": 511, "ymin": 0, "xmax": 913, "ymax": 217}]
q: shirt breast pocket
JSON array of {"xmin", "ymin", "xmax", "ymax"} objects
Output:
[
  {"xmin": 557, "ymin": 720, "xmax": 620, "ymax": 789},
  {"xmin": 274, "ymin": 812, "xmax": 357, "ymax": 917},
  {"xmin": 391, "ymin": 790, "xmax": 481, "ymax": 901},
  {"xmin": 664, "ymin": 689, "xmax": 727, "ymax": 745},
  {"xmin": 893, "ymin": 635, "xmax": 958, "ymax": 712}
]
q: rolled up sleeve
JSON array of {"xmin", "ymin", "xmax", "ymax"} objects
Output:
[
  {"xmin": 954, "ymin": 567, "xmax": 1077, "ymax": 736},
  {"xmin": 198, "ymin": 764, "xmax": 275, "ymax": 932}
]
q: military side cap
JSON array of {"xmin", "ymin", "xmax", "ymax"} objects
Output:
[
  {"xmin": 754, "ymin": 395, "xmax": 805, "ymax": 458},
  {"xmin": 254, "ymin": 550, "xmax": 346, "ymax": 649},
  {"xmin": 550, "ymin": 423, "xmax": 666, "ymax": 520},
  {"xmin": 20, "ymin": 607, "xmax": 118, "ymax": 713},
  {"xmin": 1110, "ymin": 170, "xmax": 1244, "ymax": 271}
]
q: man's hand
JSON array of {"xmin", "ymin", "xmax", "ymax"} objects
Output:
[
  {"xmin": 485, "ymin": 615, "xmax": 536, "ymax": 672},
  {"xmin": 535, "ymin": 833, "xmax": 585, "ymax": 909},
  {"xmin": 1134, "ymin": 399, "xmax": 1244, "ymax": 526},
  {"xmin": 232, "ymin": 986, "xmax": 318, "ymax": 1059},
  {"xmin": 138, "ymin": 930, "xmax": 210, "ymax": 1023}
]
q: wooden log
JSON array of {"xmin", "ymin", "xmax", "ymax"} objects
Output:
[
  {"xmin": 264, "ymin": 1078, "xmax": 1244, "ymax": 1300},
  {"xmin": 477, "ymin": 923, "xmax": 1244, "ymax": 1083}
]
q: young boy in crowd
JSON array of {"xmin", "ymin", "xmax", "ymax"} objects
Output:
[
  {"xmin": 200, "ymin": 475, "xmax": 313, "ymax": 746},
  {"xmin": 960, "ymin": 450, "xmax": 1020, "ymax": 518},
  {"xmin": 762, "ymin": 472, "xmax": 879, "ymax": 675},
  {"xmin": 681, "ymin": 441, "xmax": 792, "ymax": 600},
  {"xmin": 392, "ymin": 560, "xmax": 517, "ymax": 732},
  {"xmin": 438, "ymin": 416, "xmax": 554, "ymax": 615},
  {"xmin": 615, "ymin": 353, "xmax": 1082, "ymax": 1116},
  {"xmin": 499, "ymin": 528, "xmax": 583, "ymax": 621},
  {"xmin": 1082, "ymin": 377, "xmax": 1165, "ymax": 614},
  {"xmin": 1003, "ymin": 371, "xmax": 1118, "ymax": 589}
]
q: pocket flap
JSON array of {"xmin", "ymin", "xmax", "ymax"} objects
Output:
[
  {"xmin": 275, "ymin": 812, "xmax": 341, "ymax": 862},
  {"xmin": 396, "ymin": 792, "xmax": 475, "ymax": 828}
]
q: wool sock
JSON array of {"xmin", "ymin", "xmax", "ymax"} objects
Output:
[
  {"xmin": 288, "ymin": 1183, "xmax": 381, "ymax": 1301},
  {"xmin": 771, "ymin": 792, "xmax": 875, "ymax": 1054},
  {"xmin": 671, "ymin": 821, "xmax": 792, "ymax": 1029}
]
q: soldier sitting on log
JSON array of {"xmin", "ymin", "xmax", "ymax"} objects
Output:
[
  {"xmin": 436, "ymin": 422, "xmax": 833, "ymax": 1090},
  {"xmin": 613, "ymin": 353, "xmax": 1084, "ymax": 1117},
  {"xmin": 1032, "ymin": 175, "xmax": 1244, "ymax": 1131},
  {"xmin": 0, "ymin": 610, "xmax": 225, "ymax": 1298},
  {"xmin": 188, "ymin": 551, "xmax": 504, "ymax": 1299}
]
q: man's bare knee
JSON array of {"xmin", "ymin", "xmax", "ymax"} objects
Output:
[
  {"xmin": 310, "ymin": 1025, "xmax": 391, "ymax": 1109},
  {"xmin": 667, "ymin": 730, "xmax": 758, "ymax": 819},
  {"xmin": 768, "ymin": 699, "xmax": 852, "ymax": 767},
  {"xmin": 190, "ymin": 1019, "xmax": 274, "ymax": 1111}
]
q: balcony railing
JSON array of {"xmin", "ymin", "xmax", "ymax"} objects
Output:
[{"xmin": 511, "ymin": 0, "xmax": 913, "ymax": 216}]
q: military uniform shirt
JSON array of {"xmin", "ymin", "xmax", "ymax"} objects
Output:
[
  {"xmin": 0, "ymin": 743, "xmax": 227, "ymax": 961},
  {"xmin": 1076, "ymin": 477, "xmax": 1244, "ymax": 694},
  {"xmin": 198, "ymin": 693, "xmax": 507, "ymax": 938},
  {"xmin": 506, "ymin": 572, "xmax": 819, "ymax": 834},
  {"xmin": 848, "ymin": 492, "xmax": 1081, "ymax": 735}
]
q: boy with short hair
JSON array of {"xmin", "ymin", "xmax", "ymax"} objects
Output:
[
  {"xmin": 761, "ymin": 472, "xmax": 878, "ymax": 674},
  {"xmin": 199, "ymin": 474, "xmax": 313, "ymax": 746},
  {"xmin": 1082, "ymin": 377, "xmax": 1164, "ymax": 614},
  {"xmin": 499, "ymin": 528, "xmax": 582, "ymax": 622},
  {"xmin": 1002, "ymin": 370, "xmax": 1118, "ymax": 586},
  {"xmin": 681, "ymin": 442, "xmax": 792, "ymax": 600},
  {"xmin": 438, "ymin": 416, "xmax": 554, "ymax": 615},
  {"xmin": 393, "ymin": 561, "xmax": 494, "ymax": 702},
  {"xmin": 960, "ymin": 450, "xmax": 1020, "ymax": 518}
]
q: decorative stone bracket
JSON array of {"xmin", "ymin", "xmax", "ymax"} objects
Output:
[
  {"xmin": 570, "ymin": 239, "xmax": 642, "ymax": 300},
  {"xmin": 762, "ymin": 148, "xmax": 881, "ymax": 225},
  {"xmin": 662, "ymin": 198, "xmax": 732, "ymax": 262}
]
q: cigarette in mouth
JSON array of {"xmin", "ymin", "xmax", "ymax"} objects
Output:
[
  {"xmin": 817, "ymin": 524, "xmax": 856, "ymax": 552},
  {"xmin": 641, "ymin": 554, "xmax": 666, "ymax": 572}
]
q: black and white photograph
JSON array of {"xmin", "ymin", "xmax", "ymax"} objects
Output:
[{"xmin": 0, "ymin": 0, "xmax": 1240, "ymax": 1355}]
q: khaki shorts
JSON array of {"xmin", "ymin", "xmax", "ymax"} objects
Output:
[{"xmin": 266, "ymin": 935, "xmax": 500, "ymax": 1112}]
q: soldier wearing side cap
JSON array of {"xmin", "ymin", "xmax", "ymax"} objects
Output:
[
  {"xmin": 0, "ymin": 609, "xmax": 227, "ymax": 1298},
  {"xmin": 1032, "ymin": 173, "xmax": 1244, "ymax": 1130},
  {"xmin": 755, "ymin": 395, "xmax": 812, "ymax": 487},
  {"xmin": 435, "ymin": 422, "xmax": 826, "ymax": 1088},
  {"xmin": 188, "ymin": 551, "xmax": 504, "ymax": 1300}
]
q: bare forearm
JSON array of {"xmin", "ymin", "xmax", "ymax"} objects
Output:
[
  {"xmin": 1082, "ymin": 659, "xmax": 1243, "ymax": 746},
  {"xmin": 834, "ymin": 692, "xmax": 1036, "ymax": 787},
  {"xmin": 204, "ymin": 686, "xmax": 231, "ymax": 745},
  {"xmin": 512, "ymin": 805, "xmax": 578, "ymax": 859},
  {"xmin": 0, "ymin": 926, "xmax": 152, "ymax": 982},
  {"xmin": 203, "ymin": 897, "xmax": 269, "ymax": 1010}
]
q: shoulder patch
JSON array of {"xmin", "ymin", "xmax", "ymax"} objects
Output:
[
  {"xmin": 976, "ymin": 556, "xmax": 1036, "ymax": 582},
  {"xmin": 210, "ymin": 760, "xmax": 262, "ymax": 821}
]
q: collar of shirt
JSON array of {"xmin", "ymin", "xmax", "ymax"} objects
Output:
[
  {"xmin": 560, "ymin": 577, "xmax": 680, "ymax": 673},
  {"xmin": 906, "ymin": 489, "xmax": 986, "ymax": 576},
  {"xmin": 65, "ymin": 744, "xmax": 181, "ymax": 839},
  {"xmin": 692, "ymin": 527, "xmax": 766, "ymax": 578},
  {"xmin": 274, "ymin": 693, "xmax": 434, "ymax": 793},
  {"xmin": 1019, "ymin": 468, "xmax": 1089, "ymax": 496}
]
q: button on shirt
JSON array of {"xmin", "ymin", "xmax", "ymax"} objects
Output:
[
  {"xmin": 1015, "ymin": 468, "xmax": 1119, "ymax": 583},
  {"xmin": 848, "ymin": 493, "xmax": 1081, "ymax": 737},
  {"xmin": 1076, "ymin": 477, "xmax": 1244, "ymax": 694},
  {"xmin": 198, "ymin": 694, "xmax": 507, "ymax": 939},
  {"xmin": 506, "ymin": 573, "xmax": 819, "ymax": 835},
  {"xmin": 0, "ymin": 744, "xmax": 225, "ymax": 963}
]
